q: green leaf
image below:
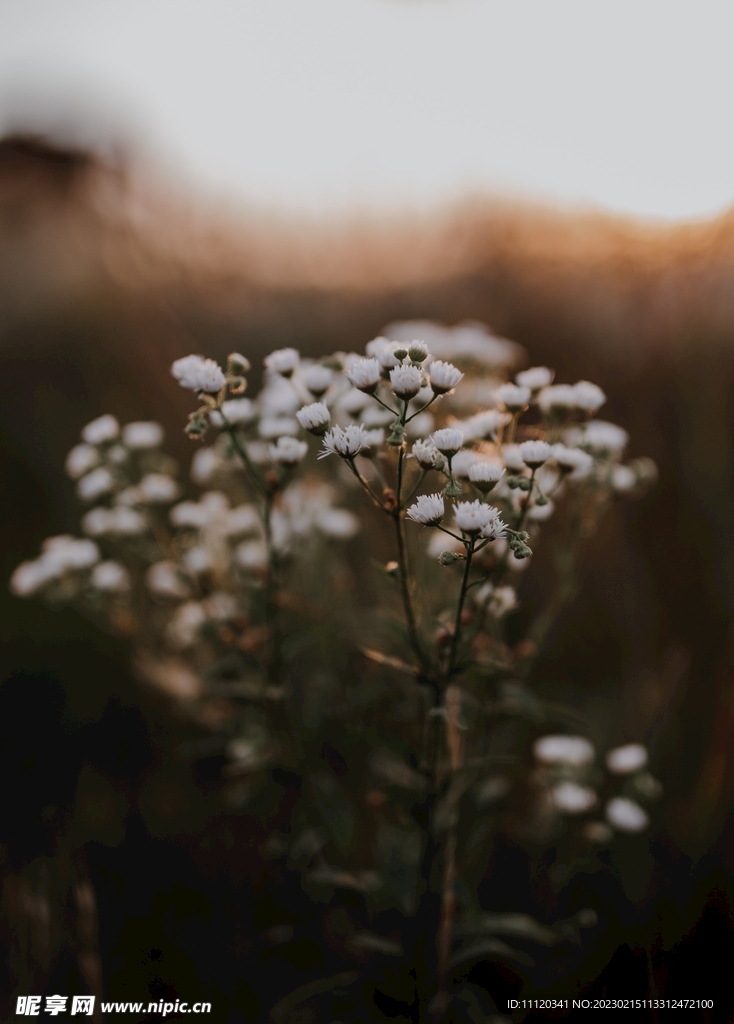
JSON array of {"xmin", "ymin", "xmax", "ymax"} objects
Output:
[
  {"xmin": 270, "ymin": 971, "xmax": 360, "ymax": 1022},
  {"xmin": 347, "ymin": 931, "xmax": 404, "ymax": 957},
  {"xmin": 450, "ymin": 937, "xmax": 535, "ymax": 970},
  {"xmin": 307, "ymin": 866, "xmax": 383, "ymax": 892},
  {"xmin": 455, "ymin": 911, "xmax": 561, "ymax": 947}
]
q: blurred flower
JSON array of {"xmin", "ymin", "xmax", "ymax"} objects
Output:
[
  {"xmin": 605, "ymin": 743, "xmax": 648, "ymax": 774},
  {"xmin": 172, "ymin": 355, "xmax": 225, "ymax": 393},
  {"xmin": 296, "ymin": 402, "xmax": 330, "ymax": 435},
  {"xmin": 264, "ymin": 348, "xmax": 300, "ymax": 377},
  {"xmin": 533, "ymin": 735, "xmax": 595, "ymax": 766},
  {"xmin": 319, "ymin": 424, "xmax": 369, "ymax": 460},
  {"xmin": 122, "ymin": 421, "xmax": 164, "ymax": 449},
  {"xmin": 91, "ymin": 561, "xmax": 130, "ymax": 593},
  {"xmin": 497, "ymin": 383, "xmax": 530, "ymax": 412},
  {"xmin": 82, "ymin": 415, "xmax": 120, "ymax": 445},
  {"xmin": 428, "ymin": 360, "xmax": 463, "ymax": 394},
  {"xmin": 605, "ymin": 796, "xmax": 649, "ymax": 833},
  {"xmin": 270, "ymin": 437, "xmax": 308, "ymax": 465},
  {"xmin": 520, "ymin": 440, "xmax": 552, "ymax": 469},
  {"xmin": 516, "ymin": 366, "xmax": 554, "ymax": 391},
  {"xmin": 65, "ymin": 444, "xmax": 99, "ymax": 479},
  {"xmin": 552, "ymin": 782, "xmax": 596, "ymax": 814},
  {"xmin": 77, "ymin": 468, "xmax": 114, "ymax": 502}
]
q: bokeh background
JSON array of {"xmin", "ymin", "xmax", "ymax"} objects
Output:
[{"xmin": 2, "ymin": 1, "xmax": 734, "ymax": 1020}]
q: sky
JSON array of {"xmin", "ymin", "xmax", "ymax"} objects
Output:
[{"xmin": 1, "ymin": 0, "xmax": 733, "ymax": 221}]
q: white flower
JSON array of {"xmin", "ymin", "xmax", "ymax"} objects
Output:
[
  {"xmin": 90, "ymin": 561, "xmax": 129, "ymax": 593},
  {"xmin": 264, "ymin": 347, "xmax": 300, "ymax": 377},
  {"xmin": 259, "ymin": 377, "xmax": 300, "ymax": 416},
  {"xmin": 236, "ymin": 540, "xmax": 268, "ymax": 571},
  {"xmin": 246, "ymin": 441, "xmax": 272, "ymax": 465},
  {"xmin": 551, "ymin": 444, "xmax": 593, "ymax": 477},
  {"xmin": 479, "ymin": 506, "xmax": 506, "ymax": 540},
  {"xmin": 258, "ymin": 416, "xmax": 299, "ymax": 439},
  {"xmin": 362, "ymin": 405, "xmax": 394, "ymax": 428},
  {"xmin": 270, "ymin": 436, "xmax": 308, "ymax": 465},
  {"xmin": 167, "ymin": 601, "xmax": 207, "ymax": 648},
  {"xmin": 516, "ymin": 366, "xmax": 554, "ymax": 391},
  {"xmin": 412, "ymin": 439, "xmax": 442, "ymax": 469},
  {"xmin": 302, "ymin": 363, "xmax": 333, "ymax": 396},
  {"xmin": 46, "ymin": 535, "xmax": 100, "ymax": 569},
  {"xmin": 605, "ymin": 797, "xmax": 649, "ymax": 833},
  {"xmin": 316, "ymin": 508, "xmax": 359, "ymax": 539},
  {"xmin": 171, "ymin": 355, "xmax": 225, "ymax": 393},
  {"xmin": 211, "ymin": 398, "xmax": 257, "ymax": 427},
  {"xmin": 611, "ymin": 465, "xmax": 636, "ymax": 493},
  {"xmin": 360, "ymin": 428, "xmax": 385, "ymax": 452},
  {"xmin": 429, "ymin": 360, "xmax": 463, "ymax": 394},
  {"xmin": 171, "ymin": 492, "xmax": 229, "ymax": 528},
  {"xmin": 139, "ymin": 473, "xmax": 180, "ymax": 504},
  {"xmin": 468, "ymin": 462, "xmax": 505, "ymax": 492},
  {"xmin": 528, "ymin": 499, "xmax": 554, "ymax": 522},
  {"xmin": 182, "ymin": 546, "xmax": 215, "ymax": 576},
  {"xmin": 347, "ymin": 358, "xmax": 381, "ymax": 393},
  {"xmin": 408, "ymin": 340, "xmax": 430, "ymax": 362},
  {"xmin": 365, "ymin": 336, "xmax": 391, "ymax": 358},
  {"xmin": 406, "ymin": 492, "xmax": 445, "ymax": 525},
  {"xmin": 190, "ymin": 447, "xmax": 222, "ymax": 484},
  {"xmin": 459, "ymin": 409, "xmax": 509, "ymax": 441},
  {"xmin": 606, "ymin": 743, "xmax": 648, "ymax": 775},
  {"xmin": 537, "ymin": 384, "xmax": 577, "ymax": 415},
  {"xmin": 338, "ymin": 387, "xmax": 372, "ymax": 416},
  {"xmin": 82, "ymin": 506, "xmax": 147, "ymax": 536},
  {"xmin": 577, "ymin": 420, "xmax": 629, "ymax": 457},
  {"xmin": 77, "ymin": 467, "xmax": 114, "ymax": 502},
  {"xmin": 223, "ymin": 504, "xmax": 261, "ymax": 537},
  {"xmin": 502, "ymin": 444, "xmax": 525, "ymax": 473},
  {"xmin": 65, "ymin": 444, "xmax": 99, "ymax": 479},
  {"xmin": 431, "ymin": 428, "xmax": 464, "ymax": 457},
  {"xmin": 319, "ymin": 424, "xmax": 368, "ymax": 460},
  {"xmin": 454, "ymin": 500, "xmax": 499, "ymax": 536},
  {"xmin": 389, "ymin": 363, "xmax": 422, "ymax": 400},
  {"xmin": 81, "ymin": 414, "xmax": 119, "ymax": 445},
  {"xmin": 147, "ymin": 561, "xmax": 189, "ymax": 598},
  {"xmin": 10, "ymin": 558, "xmax": 62, "ymax": 596},
  {"xmin": 296, "ymin": 402, "xmax": 330, "ymax": 435},
  {"xmin": 122, "ymin": 421, "xmax": 164, "ymax": 449},
  {"xmin": 552, "ymin": 782, "xmax": 597, "ymax": 815},
  {"xmin": 11, "ymin": 536, "xmax": 103, "ymax": 594},
  {"xmin": 497, "ymin": 382, "xmax": 530, "ymax": 412},
  {"xmin": 573, "ymin": 380, "xmax": 606, "ymax": 413},
  {"xmin": 450, "ymin": 450, "xmax": 478, "ymax": 479},
  {"xmin": 489, "ymin": 585, "xmax": 517, "ymax": 617},
  {"xmin": 519, "ymin": 439, "xmax": 552, "ymax": 469},
  {"xmin": 533, "ymin": 735, "xmax": 595, "ymax": 766},
  {"xmin": 376, "ymin": 342, "xmax": 401, "ymax": 371}
]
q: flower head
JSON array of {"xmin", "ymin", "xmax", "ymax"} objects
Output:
[
  {"xmin": 552, "ymin": 782, "xmax": 597, "ymax": 815},
  {"xmin": 479, "ymin": 506, "xmax": 506, "ymax": 540},
  {"xmin": 347, "ymin": 357, "xmax": 382, "ymax": 393},
  {"xmin": 77, "ymin": 467, "xmax": 114, "ymax": 502},
  {"xmin": 537, "ymin": 384, "xmax": 577, "ymax": 415},
  {"xmin": 406, "ymin": 492, "xmax": 445, "ymax": 525},
  {"xmin": 408, "ymin": 340, "xmax": 430, "ymax": 363},
  {"xmin": 468, "ymin": 461, "xmax": 504, "ymax": 493},
  {"xmin": 81, "ymin": 414, "xmax": 119, "ymax": 445},
  {"xmin": 551, "ymin": 444, "xmax": 593, "ymax": 476},
  {"xmin": 454, "ymin": 500, "xmax": 498, "ymax": 536},
  {"xmin": 573, "ymin": 380, "xmax": 606, "ymax": 413},
  {"xmin": 302, "ymin": 363, "xmax": 333, "ymax": 397},
  {"xmin": 139, "ymin": 473, "xmax": 180, "ymax": 504},
  {"xmin": 519, "ymin": 439, "xmax": 551, "ymax": 469},
  {"xmin": 319, "ymin": 424, "xmax": 369, "ymax": 460},
  {"xmin": 270, "ymin": 436, "xmax": 308, "ymax": 465},
  {"xmin": 459, "ymin": 409, "xmax": 509, "ymax": 441},
  {"xmin": 122, "ymin": 421, "xmax": 164, "ymax": 449},
  {"xmin": 516, "ymin": 366, "xmax": 554, "ymax": 391},
  {"xmin": 65, "ymin": 444, "xmax": 99, "ymax": 480},
  {"xmin": 389, "ymin": 363, "xmax": 422, "ymax": 400},
  {"xmin": 576, "ymin": 420, "xmax": 629, "ymax": 457},
  {"xmin": 428, "ymin": 360, "xmax": 463, "ymax": 394},
  {"xmin": 91, "ymin": 561, "xmax": 130, "ymax": 593},
  {"xmin": 211, "ymin": 398, "xmax": 256, "ymax": 426},
  {"xmin": 606, "ymin": 743, "xmax": 647, "ymax": 775},
  {"xmin": 431, "ymin": 427, "xmax": 464, "ymax": 458},
  {"xmin": 412, "ymin": 439, "xmax": 443, "ymax": 469},
  {"xmin": 171, "ymin": 355, "xmax": 225, "ymax": 393},
  {"xmin": 605, "ymin": 797, "xmax": 649, "ymax": 833},
  {"xmin": 497, "ymin": 382, "xmax": 530, "ymax": 413},
  {"xmin": 264, "ymin": 347, "xmax": 300, "ymax": 377},
  {"xmin": 296, "ymin": 402, "xmax": 331, "ymax": 435},
  {"xmin": 533, "ymin": 735, "xmax": 595, "ymax": 766}
]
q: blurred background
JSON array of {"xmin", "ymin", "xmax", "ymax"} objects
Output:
[{"xmin": 2, "ymin": 1, "xmax": 734, "ymax": 1020}]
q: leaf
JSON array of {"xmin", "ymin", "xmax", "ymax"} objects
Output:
[
  {"xmin": 310, "ymin": 772, "xmax": 356, "ymax": 856},
  {"xmin": 270, "ymin": 971, "xmax": 360, "ymax": 1022},
  {"xmin": 455, "ymin": 912, "xmax": 561, "ymax": 947},
  {"xmin": 360, "ymin": 647, "xmax": 419, "ymax": 676},
  {"xmin": 369, "ymin": 749, "xmax": 428, "ymax": 793},
  {"xmin": 450, "ymin": 937, "xmax": 535, "ymax": 970},
  {"xmin": 307, "ymin": 865, "xmax": 383, "ymax": 893},
  {"xmin": 348, "ymin": 931, "xmax": 404, "ymax": 957}
]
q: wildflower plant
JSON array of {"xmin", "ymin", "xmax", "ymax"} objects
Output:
[{"xmin": 11, "ymin": 324, "xmax": 661, "ymax": 1020}]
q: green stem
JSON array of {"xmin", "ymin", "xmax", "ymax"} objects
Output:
[{"xmin": 448, "ymin": 537, "xmax": 475, "ymax": 677}]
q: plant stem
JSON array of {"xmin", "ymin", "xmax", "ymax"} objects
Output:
[
  {"xmin": 448, "ymin": 537, "xmax": 474, "ymax": 677},
  {"xmin": 394, "ymin": 445, "xmax": 429, "ymax": 673}
]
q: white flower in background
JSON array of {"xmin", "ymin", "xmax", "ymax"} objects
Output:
[
  {"xmin": 479, "ymin": 506, "xmax": 506, "ymax": 540},
  {"xmin": 223, "ymin": 504, "xmax": 261, "ymax": 538},
  {"xmin": 210, "ymin": 398, "xmax": 257, "ymax": 427},
  {"xmin": 319, "ymin": 424, "xmax": 369, "ymax": 460},
  {"xmin": 246, "ymin": 441, "xmax": 272, "ymax": 465},
  {"xmin": 459, "ymin": 409, "xmax": 509, "ymax": 441},
  {"xmin": 450, "ymin": 450, "xmax": 478, "ymax": 479},
  {"xmin": 264, "ymin": 347, "xmax": 300, "ymax": 377},
  {"xmin": 427, "ymin": 530, "xmax": 463, "ymax": 558},
  {"xmin": 551, "ymin": 444, "xmax": 593, "ymax": 477},
  {"xmin": 575, "ymin": 420, "xmax": 629, "ymax": 457},
  {"xmin": 552, "ymin": 782, "xmax": 597, "ymax": 814},
  {"xmin": 412, "ymin": 439, "xmax": 442, "ymax": 469},
  {"xmin": 147, "ymin": 561, "xmax": 189, "ymax": 598},
  {"xmin": 82, "ymin": 414, "xmax": 119, "ymax": 445},
  {"xmin": 533, "ymin": 735, "xmax": 595, "ymax": 766},
  {"xmin": 258, "ymin": 416, "xmax": 299, "ymax": 439},
  {"xmin": 537, "ymin": 384, "xmax": 577, "ymax": 415},
  {"xmin": 316, "ymin": 508, "xmax": 359, "ymax": 539},
  {"xmin": 365, "ymin": 336, "xmax": 391, "ymax": 358},
  {"xmin": 77, "ymin": 468, "xmax": 114, "ymax": 502},
  {"xmin": 362, "ymin": 406, "xmax": 394, "ymax": 428},
  {"xmin": 302, "ymin": 363, "xmax": 333, "ymax": 397},
  {"xmin": 167, "ymin": 601, "xmax": 207, "ymax": 648},
  {"xmin": 573, "ymin": 380, "xmax": 606, "ymax": 414},
  {"xmin": 389, "ymin": 363, "xmax": 422, "ymax": 399},
  {"xmin": 296, "ymin": 402, "xmax": 330, "ymax": 435},
  {"xmin": 171, "ymin": 491, "xmax": 230, "ymax": 529},
  {"xmin": 190, "ymin": 447, "xmax": 223, "ymax": 485},
  {"xmin": 236, "ymin": 540, "xmax": 268, "ymax": 571},
  {"xmin": 360, "ymin": 428, "xmax": 385, "ymax": 453},
  {"xmin": 516, "ymin": 366, "xmax": 554, "ymax": 391},
  {"xmin": 338, "ymin": 387, "xmax": 372, "ymax": 417},
  {"xmin": 259, "ymin": 377, "xmax": 300, "ymax": 416},
  {"xmin": 454, "ymin": 500, "xmax": 501, "ymax": 536},
  {"xmin": 611, "ymin": 465, "xmax": 636, "ymax": 494},
  {"xmin": 605, "ymin": 797, "xmax": 649, "ymax": 833},
  {"xmin": 407, "ymin": 493, "xmax": 445, "ymax": 525},
  {"xmin": 82, "ymin": 506, "xmax": 147, "ymax": 537},
  {"xmin": 139, "ymin": 474, "xmax": 180, "ymax": 504},
  {"xmin": 171, "ymin": 355, "xmax": 225, "ymax": 393},
  {"xmin": 65, "ymin": 444, "xmax": 99, "ymax": 479},
  {"xmin": 527, "ymin": 499, "xmax": 555, "ymax": 522},
  {"xmin": 606, "ymin": 743, "xmax": 648, "ymax": 774},
  {"xmin": 182, "ymin": 546, "xmax": 215, "ymax": 576},
  {"xmin": 376, "ymin": 342, "xmax": 401, "ymax": 371},
  {"xmin": 429, "ymin": 360, "xmax": 463, "ymax": 394},
  {"xmin": 90, "ymin": 561, "xmax": 130, "ymax": 593},
  {"xmin": 502, "ymin": 444, "xmax": 526, "ymax": 473},
  {"xmin": 10, "ymin": 558, "xmax": 61, "ymax": 596},
  {"xmin": 347, "ymin": 358, "xmax": 381, "ymax": 393},
  {"xmin": 474, "ymin": 584, "xmax": 518, "ymax": 617},
  {"xmin": 468, "ymin": 461, "xmax": 505, "ymax": 492},
  {"xmin": 497, "ymin": 382, "xmax": 530, "ymax": 413},
  {"xmin": 46, "ymin": 536, "xmax": 99, "ymax": 569},
  {"xmin": 203, "ymin": 592, "xmax": 238, "ymax": 621},
  {"xmin": 122, "ymin": 421, "xmax": 164, "ymax": 449},
  {"xmin": 431, "ymin": 428, "xmax": 463, "ymax": 457},
  {"xmin": 270, "ymin": 437, "xmax": 308, "ymax": 465},
  {"xmin": 406, "ymin": 412, "xmax": 435, "ymax": 440},
  {"xmin": 520, "ymin": 440, "xmax": 552, "ymax": 469},
  {"xmin": 408, "ymin": 340, "xmax": 430, "ymax": 363}
]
